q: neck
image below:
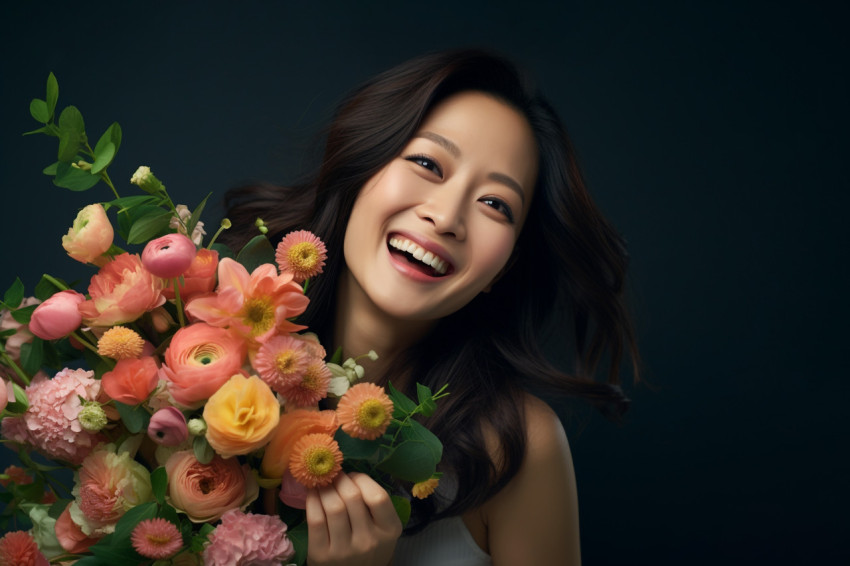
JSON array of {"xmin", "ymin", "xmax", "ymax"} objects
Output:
[{"xmin": 334, "ymin": 269, "xmax": 434, "ymax": 387}]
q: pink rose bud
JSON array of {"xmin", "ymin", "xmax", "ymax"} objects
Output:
[
  {"xmin": 148, "ymin": 407, "xmax": 189, "ymax": 446},
  {"xmin": 62, "ymin": 204, "xmax": 114, "ymax": 266},
  {"xmin": 142, "ymin": 233, "xmax": 197, "ymax": 279},
  {"xmin": 28, "ymin": 290, "xmax": 86, "ymax": 340}
]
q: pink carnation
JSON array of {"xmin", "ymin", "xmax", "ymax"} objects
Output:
[
  {"xmin": 21, "ymin": 369, "xmax": 104, "ymax": 464},
  {"xmin": 203, "ymin": 509, "xmax": 295, "ymax": 566},
  {"xmin": 0, "ymin": 530, "xmax": 49, "ymax": 566}
]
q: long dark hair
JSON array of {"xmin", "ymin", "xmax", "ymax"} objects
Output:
[{"xmin": 224, "ymin": 49, "xmax": 639, "ymax": 528}]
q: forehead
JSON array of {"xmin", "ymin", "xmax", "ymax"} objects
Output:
[{"xmin": 415, "ymin": 91, "xmax": 539, "ymax": 194}]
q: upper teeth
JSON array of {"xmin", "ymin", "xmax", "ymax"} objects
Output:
[{"xmin": 389, "ymin": 236, "xmax": 449, "ymax": 274}]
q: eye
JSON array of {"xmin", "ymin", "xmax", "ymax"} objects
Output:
[
  {"xmin": 480, "ymin": 197, "xmax": 515, "ymax": 224},
  {"xmin": 405, "ymin": 154, "xmax": 443, "ymax": 178}
]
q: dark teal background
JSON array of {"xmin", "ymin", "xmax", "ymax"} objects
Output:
[{"xmin": 1, "ymin": 1, "xmax": 847, "ymax": 563}]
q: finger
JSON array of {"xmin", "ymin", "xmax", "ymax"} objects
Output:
[
  {"xmin": 331, "ymin": 472, "xmax": 374, "ymax": 539},
  {"xmin": 349, "ymin": 472, "xmax": 402, "ymax": 530},
  {"xmin": 317, "ymin": 479, "xmax": 353, "ymax": 546},
  {"xmin": 305, "ymin": 488, "xmax": 330, "ymax": 550}
]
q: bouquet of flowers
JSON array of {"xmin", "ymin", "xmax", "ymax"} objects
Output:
[{"xmin": 0, "ymin": 74, "xmax": 447, "ymax": 566}]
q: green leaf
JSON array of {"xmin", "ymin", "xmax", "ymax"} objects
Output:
[
  {"xmin": 334, "ymin": 429, "xmax": 381, "ymax": 460},
  {"xmin": 193, "ymin": 434, "xmax": 215, "ymax": 465},
  {"xmin": 105, "ymin": 195, "xmax": 159, "ymax": 212},
  {"xmin": 92, "ymin": 122, "xmax": 122, "ymax": 174},
  {"xmin": 190, "ymin": 522, "xmax": 215, "ymax": 552},
  {"xmin": 400, "ymin": 419, "xmax": 443, "ymax": 463},
  {"xmin": 236, "ymin": 235, "xmax": 276, "ymax": 273},
  {"xmin": 416, "ymin": 383, "xmax": 437, "ymax": 417},
  {"xmin": 46, "ymin": 72, "xmax": 59, "ymax": 120},
  {"xmin": 210, "ymin": 242, "xmax": 235, "ymax": 261},
  {"xmin": 89, "ymin": 501, "xmax": 155, "ymax": 562},
  {"xmin": 151, "ymin": 466, "xmax": 167, "ymax": 505},
  {"xmin": 22, "ymin": 126, "xmax": 50, "ymax": 136},
  {"xmin": 20, "ymin": 337, "xmax": 44, "ymax": 375},
  {"xmin": 186, "ymin": 193, "xmax": 211, "ymax": 240},
  {"xmin": 42, "ymin": 161, "xmax": 59, "ymax": 175},
  {"xmin": 29, "ymin": 98, "xmax": 49, "ymax": 123},
  {"xmin": 377, "ymin": 440, "xmax": 437, "ymax": 483},
  {"xmin": 3, "ymin": 277, "xmax": 24, "ymax": 309},
  {"xmin": 287, "ymin": 521, "xmax": 309, "ymax": 566},
  {"xmin": 57, "ymin": 106, "xmax": 85, "ymax": 163},
  {"xmin": 10, "ymin": 304, "xmax": 37, "ymax": 324},
  {"xmin": 126, "ymin": 209, "xmax": 173, "ymax": 244},
  {"xmin": 387, "ymin": 382, "xmax": 417, "ymax": 418},
  {"xmin": 114, "ymin": 401, "xmax": 150, "ymax": 434},
  {"xmin": 34, "ymin": 275, "xmax": 65, "ymax": 300},
  {"xmin": 391, "ymin": 495, "xmax": 412, "ymax": 525},
  {"xmin": 5, "ymin": 381, "xmax": 30, "ymax": 413},
  {"xmin": 54, "ymin": 162, "xmax": 100, "ymax": 191}
]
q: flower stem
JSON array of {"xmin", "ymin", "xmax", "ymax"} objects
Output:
[
  {"xmin": 0, "ymin": 351, "xmax": 30, "ymax": 385},
  {"xmin": 173, "ymin": 278, "xmax": 186, "ymax": 327},
  {"xmin": 42, "ymin": 274, "xmax": 69, "ymax": 291}
]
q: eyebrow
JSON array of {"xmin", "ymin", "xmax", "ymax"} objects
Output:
[{"xmin": 414, "ymin": 131, "xmax": 527, "ymax": 205}]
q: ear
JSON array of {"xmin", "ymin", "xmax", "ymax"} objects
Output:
[{"xmin": 482, "ymin": 247, "xmax": 520, "ymax": 293}]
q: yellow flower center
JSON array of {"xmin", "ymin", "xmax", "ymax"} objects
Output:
[
  {"xmin": 147, "ymin": 533, "xmax": 173, "ymax": 545},
  {"xmin": 242, "ymin": 297, "xmax": 275, "ymax": 335},
  {"xmin": 304, "ymin": 446, "xmax": 336, "ymax": 478},
  {"xmin": 356, "ymin": 399, "xmax": 388, "ymax": 430},
  {"xmin": 288, "ymin": 242, "xmax": 320, "ymax": 271},
  {"xmin": 275, "ymin": 350, "xmax": 297, "ymax": 373},
  {"xmin": 190, "ymin": 344, "xmax": 221, "ymax": 366}
]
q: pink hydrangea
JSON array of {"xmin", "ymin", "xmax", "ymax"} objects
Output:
[
  {"xmin": 203, "ymin": 509, "xmax": 295, "ymax": 566},
  {"xmin": 20, "ymin": 368, "xmax": 104, "ymax": 464}
]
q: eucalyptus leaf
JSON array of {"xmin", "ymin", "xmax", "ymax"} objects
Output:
[
  {"xmin": 126, "ymin": 210, "xmax": 173, "ymax": 244},
  {"xmin": 3, "ymin": 277, "xmax": 24, "ymax": 309},
  {"xmin": 42, "ymin": 161, "xmax": 59, "ymax": 175},
  {"xmin": 400, "ymin": 419, "xmax": 443, "ymax": 462},
  {"xmin": 114, "ymin": 401, "xmax": 150, "ymax": 434},
  {"xmin": 46, "ymin": 72, "xmax": 59, "ymax": 120},
  {"xmin": 236, "ymin": 234, "xmax": 276, "ymax": 273},
  {"xmin": 90, "ymin": 141, "xmax": 114, "ymax": 174},
  {"xmin": 20, "ymin": 337, "xmax": 44, "ymax": 376},
  {"xmin": 92, "ymin": 122, "xmax": 122, "ymax": 174},
  {"xmin": 54, "ymin": 162, "xmax": 100, "ymax": 191},
  {"xmin": 57, "ymin": 106, "xmax": 85, "ymax": 163},
  {"xmin": 377, "ymin": 439, "xmax": 437, "ymax": 483},
  {"xmin": 29, "ymin": 99, "xmax": 49, "ymax": 123}
]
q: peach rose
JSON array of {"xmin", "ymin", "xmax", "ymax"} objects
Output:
[
  {"xmin": 62, "ymin": 204, "xmax": 114, "ymax": 266},
  {"xmin": 28, "ymin": 291, "xmax": 85, "ymax": 340},
  {"xmin": 78, "ymin": 253, "xmax": 165, "ymax": 327},
  {"xmin": 160, "ymin": 323, "xmax": 247, "ymax": 408},
  {"xmin": 260, "ymin": 408, "xmax": 338, "ymax": 480},
  {"xmin": 162, "ymin": 248, "xmax": 219, "ymax": 302},
  {"xmin": 101, "ymin": 357, "xmax": 159, "ymax": 405},
  {"xmin": 164, "ymin": 450, "xmax": 258, "ymax": 523},
  {"xmin": 204, "ymin": 374, "xmax": 280, "ymax": 459}
]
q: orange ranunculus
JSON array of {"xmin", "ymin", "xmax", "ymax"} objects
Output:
[
  {"xmin": 259, "ymin": 408, "xmax": 338, "ymax": 480},
  {"xmin": 162, "ymin": 248, "xmax": 219, "ymax": 302},
  {"xmin": 185, "ymin": 258, "xmax": 309, "ymax": 343},
  {"xmin": 78, "ymin": 253, "xmax": 165, "ymax": 327},
  {"xmin": 203, "ymin": 374, "xmax": 280, "ymax": 459},
  {"xmin": 101, "ymin": 357, "xmax": 159, "ymax": 405},
  {"xmin": 62, "ymin": 203, "xmax": 114, "ymax": 266},
  {"xmin": 160, "ymin": 323, "xmax": 247, "ymax": 408},
  {"xmin": 164, "ymin": 450, "xmax": 258, "ymax": 523}
]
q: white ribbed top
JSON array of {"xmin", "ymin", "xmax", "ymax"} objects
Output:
[{"xmin": 393, "ymin": 515, "xmax": 492, "ymax": 566}]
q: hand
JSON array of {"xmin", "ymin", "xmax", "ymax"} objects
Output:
[{"xmin": 306, "ymin": 472, "xmax": 403, "ymax": 566}]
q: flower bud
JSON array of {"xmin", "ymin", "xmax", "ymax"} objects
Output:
[
  {"xmin": 187, "ymin": 417, "xmax": 207, "ymax": 437},
  {"xmin": 62, "ymin": 204, "xmax": 114, "ymax": 266},
  {"xmin": 28, "ymin": 290, "xmax": 85, "ymax": 340},
  {"xmin": 130, "ymin": 166, "xmax": 165, "ymax": 194},
  {"xmin": 148, "ymin": 407, "xmax": 189, "ymax": 446},
  {"xmin": 367, "ymin": 350, "xmax": 378, "ymax": 361},
  {"xmin": 78, "ymin": 402, "xmax": 108, "ymax": 432},
  {"xmin": 142, "ymin": 233, "xmax": 197, "ymax": 279}
]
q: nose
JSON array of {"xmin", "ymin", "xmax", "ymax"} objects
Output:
[{"xmin": 416, "ymin": 185, "xmax": 467, "ymax": 240}]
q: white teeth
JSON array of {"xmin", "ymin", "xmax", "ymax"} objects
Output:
[{"xmin": 388, "ymin": 236, "xmax": 449, "ymax": 274}]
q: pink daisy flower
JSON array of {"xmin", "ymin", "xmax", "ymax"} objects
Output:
[
  {"xmin": 253, "ymin": 334, "xmax": 311, "ymax": 394},
  {"xmin": 0, "ymin": 530, "xmax": 49, "ymax": 566},
  {"xmin": 131, "ymin": 518, "xmax": 183, "ymax": 559},
  {"xmin": 275, "ymin": 230, "xmax": 328, "ymax": 283},
  {"xmin": 277, "ymin": 359, "xmax": 332, "ymax": 408}
]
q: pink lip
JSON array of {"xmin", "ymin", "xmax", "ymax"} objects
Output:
[{"xmin": 386, "ymin": 231, "xmax": 456, "ymax": 282}]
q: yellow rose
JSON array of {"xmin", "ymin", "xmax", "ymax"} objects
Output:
[{"xmin": 203, "ymin": 374, "xmax": 280, "ymax": 459}]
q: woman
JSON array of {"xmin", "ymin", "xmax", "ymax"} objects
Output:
[{"xmin": 225, "ymin": 49, "xmax": 638, "ymax": 565}]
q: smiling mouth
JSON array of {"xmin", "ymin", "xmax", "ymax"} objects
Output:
[{"xmin": 388, "ymin": 235, "xmax": 451, "ymax": 276}]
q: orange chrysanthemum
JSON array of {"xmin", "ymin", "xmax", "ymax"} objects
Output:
[
  {"xmin": 412, "ymin": 477, "xmax": 440, "ymax": 499},
  {"xmin": 336, "ymin": 382, "xmax": 394, "ymax": 440},
  {"xmin": 277, "ymin": 360, "xmax": 332, "ymax": 408},
  {"xmin": 97, "ymin": 326, "xmax": 145, "ymax": 359},
  {"xmin": 275, "ymin": 230, "xmax": 327, "ymax": 283},
  {"xmin": 289, "ymin": 433, "xmax": 343, "ymax": 488}
]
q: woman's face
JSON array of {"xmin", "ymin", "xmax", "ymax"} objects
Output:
[{"xmin": 342, "ymin": 90, "xmax": 538, "ymax": 324}]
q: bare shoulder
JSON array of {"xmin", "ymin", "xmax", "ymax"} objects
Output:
[{"xmin": 482, "ymin": 393, "xmax": 581, "ymax": 565}]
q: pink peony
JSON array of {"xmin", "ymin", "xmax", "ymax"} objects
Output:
[
  {"xmin": 142, "ymin": 233, "xmax": 197, "ymax": 279},
  {"xmin": 0, "ymin": 530, "xmax": 49, "ymax": 566},
  {"xmin": 101, "ymin": 356, "xmax": 159, "ymax": 405},
  {"xmin": 147, "ymin": 407, "xmax": 188, "ymax": 446},
  {"xmin": 28, "ymin": 290, "xmax": 85, "ymax": 340},
  {"xmin": 0, "ymin": 297, "xmax": 39, "ymax": 360},
  {"xmin": 62, "ymin": 203, "xmax": 114, "ymax": 266},
  {"xmin": 160, "ymin": 322, "xmax": 247, "ymax": 408},
  {"xmin": 203, "ymin": 509, "xmax": 295, "ymax": 566},
  {"xmin": 162, "ymin": 247, "xmax": 219, "ymax": 301},
  {"xmin": 54, "ymin": 503, "xmax": 101, "ymax": 554},
  {"xmin": 20, "ymin": 369, "xmax": 103, "ymax": 464},
  {"xmin": 164, "ymin": 451, "xmax": 258, "ymax": 523},
  {"xmin": 69, "ymin": 445, "xmax": 153, "ymax": 536},
  {"xmin": 78, "ymin": 253, "xmax": 166, "ymax": 327},
  {"xmin": 185, "ymin": 258, "xmax": 309, "ymax": 343}
]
